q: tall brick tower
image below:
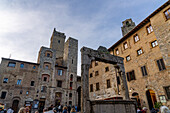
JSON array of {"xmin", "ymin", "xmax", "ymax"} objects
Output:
[{"xmin": 121, "ymin": 19, "xmax": 136, "ymax": 36}]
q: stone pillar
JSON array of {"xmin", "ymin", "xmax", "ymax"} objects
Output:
[
  {"xmin": 117, "ymin": 63, "xmax": 129, "ymax": 100},
  {"xmin": 81, "ymin": 48, "xmax": 91, "ymax": 113}
]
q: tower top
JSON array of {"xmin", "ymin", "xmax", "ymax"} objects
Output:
[
  {"xmin": 121, "ymin": 18, "xmax": 136, "ymax": 36},
  {"xmin": 52, "ymin": 28, "xmax": 66, "ymax": 38}
]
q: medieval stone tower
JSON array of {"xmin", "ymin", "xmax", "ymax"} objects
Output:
[
  {"xmin": 121, "ymin": 18, "xmax": 136, "ymax": 36},
  {"xmin": 37, "ymin": 28, "xmax": 78, "ymax": 109}
]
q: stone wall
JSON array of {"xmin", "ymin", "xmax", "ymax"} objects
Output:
[
  {"xmin": 90, "ymin": 100, "xmax": 136, "ymax": 113},
  {"xmin": 0, "ymin": 58, "xmax": 39, "ymax": 111}
]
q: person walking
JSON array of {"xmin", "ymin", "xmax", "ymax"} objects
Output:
[
  {"xmin": 67, "ymin": 106, "xmax": 71, "ymax": 113},
  {"xmin": 70, "ymin": 108, "xmax": 76, "ymax": 113},
  {"xmin": 62, "ymin": 106, "xmax": 67, "ymax": 113}
]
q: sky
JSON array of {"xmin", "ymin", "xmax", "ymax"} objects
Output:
[{"xmin": 0, "ymin": 0, "xmax": 167, "ymax": 75}]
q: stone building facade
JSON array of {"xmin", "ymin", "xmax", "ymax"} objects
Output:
[
  {"xmin": 0, "ymin": 28, "xmax": 79, "ymax": 112},
  {"xmin": 108, "ymin": 1, "xmax": 170, "ymax": 110},
  {"xmin": 89, "ymin": 61, "xmax": 123, "ymax": 100}
]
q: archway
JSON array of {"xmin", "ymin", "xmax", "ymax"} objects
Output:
[
  {"xmin": 146, "ymin": 89, "xmax": 157, "ymax": 110},
  {"xmin": 12, "ymin": 100, "xmax": 19, "ymax": 113},
  {"xmin": 131, "ymin": 92, "xmax": 141, "ymax": 108}
]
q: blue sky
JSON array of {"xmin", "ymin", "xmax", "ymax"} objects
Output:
[{"xmin": 0, "ymin": 0, "xmax": 167, "ymax": 75}]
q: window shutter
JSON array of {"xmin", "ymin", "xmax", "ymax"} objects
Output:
[
  {"xmin": 160, "ymin": 59, "xmax": 166, "ymax": 70},
  {"xmin": 157, "ymin": 60, "xmax": 161, "ymax": 71},
  {"xmin": 141, "ymin": 67, "xmax": 145, "ymax": 76},
  {"xmin": 144, "ymin": 66, "xmax": 148, "ymax": 76},
  {"xmin": 126, "ymin": 73, "xmax": 130, "ymax": 81},
  {"xmin": 132, "ymin": 70, "xmax": 136, "ymax": 80}
]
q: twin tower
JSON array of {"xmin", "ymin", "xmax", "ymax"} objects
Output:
[{"xmin": 37, "ymin": 28, "xmax": 78, "ymax": 108}]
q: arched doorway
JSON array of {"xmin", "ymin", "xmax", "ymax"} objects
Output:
[
  {"xmin": 12, "ymin": 100, "xmax": 19, "ymax": 113},
  {"xmin": 131, "ymin": 92, "xmax": 141, "ymax": 108},
  {"xmin": 146, "ymin": 89, "xmax": 157, "ymax": 110},
  {"xmin": 77, "ymin": 86, "xmax": 81, "ymax": 112}
]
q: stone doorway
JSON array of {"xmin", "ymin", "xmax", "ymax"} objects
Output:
[
  {"xmin": 12, "ymin": 100, "xmax": 19, "ymax": 113},
  {"xmin": 55, "ymin": 92, "xmax": 62, "ymax": 106},
  {"xmin": 146, "ymin": 89, "xmax": 157, "ymax": 110},
  {"xmin": 39, "ymin": 98, "xmax": 45, "ymax": 113}
]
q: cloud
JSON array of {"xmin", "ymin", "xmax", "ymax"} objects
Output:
[{"xmin": 0, "ymin": 0, "xmax": 167, "ymax": 75}]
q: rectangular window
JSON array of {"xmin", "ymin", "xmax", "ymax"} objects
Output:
[
  {"xmin": 117, "ymin": 76, "xmax": 120, "ymax": 85},
  {"xmin": 141, "ymin": 66, "xmax": 148, "ymax": 76},
  {"xmin": 157, "ymin": 59, "xmax": 166, "ymax": 71},
  {"xmin": 17, "ymin": 79, "xmax": 22, "ymax": 85},
  {"xmin": 8, "ymin": 62, "xmax": 16, "ymax": 68},
  {"xmin": 164, "ymin": 9, "xmax": 170, "ymax": 20},
  {"xmin": 90, "ymin": 84, "xmax": 93, "ymax": 92},
  {"xmin": 45, "ymin": 65, "xmax": 49, "ymax": 70},
  {"xmin": 69, "ymin": 93, "xmax": 72, "ymax": 98},
  {"xmin": 164, "ymin": 86, "xmax": 170, "ymax": 99},
  {"xmin": 96, "ymin": 83, "xmax": 100, "ymax": 91},
  {"xmin": 137, "ymin": 48, "xmax": 143, "ymax": 55},
  {"xmin": 3, "ymin": 78, "xmax": 8, "ymax": 83},
  {"xmin": 26, "ymin": 91, "xmax": 29, "ymax": 95},
  {"xmin": 58, "ymin": 69, "xmax": 63, "ymax": 76},
  {"xmin": 95, "ymin": 71, "xmax": 99, "ymax": 76},
  {"xmin": 123, "ymin": 42, "xmax": 128, "ymax": 49},
  {"xmin": 90, "ymin": 73, "xmax": 93, "ymax": 78},
  {"xmin": 126, "ymin": 70, "xmax": 136, "ymax": 81},
  {"xmin": 115, "ymin": 48, "xmax": 119, "ymax": 55},
  {"xmin": 57, "ymin": 81, "xmax": 62, "ymax": 87},
  {"xmin": 151, "ymin": 40, "xmax": 158, "ymax": 48},
  {"xmin": 126, "ymin": 55, "xmax": 131, "ymax": 61},
  {"xmin": 20, "ymin": 64, "xmax": 24, "ymax": 68},
  {"xmin": 1, "ymin": 92, "xmax": 7, "ymax": 99},
  {"xmin": 31, "ymin": 81, "xmax": 34, "ymax": 86},
  {"xmin": 147, "ymin": 25, "xmax": 153, "ymax": 34},
  {"xmin": 134, "ymin": 34, "xmax": 139, "ymax": 43},
  {"xmin": 105, "ymin": 67, "xmax": 109, "ymax": 72},
  {"xmin": 107, "ymin": 79, "xmax": 111, "ymax": 88},
  {"xmin": 43, "ymin": 77, "xmax": 47, "ymax": 82}
]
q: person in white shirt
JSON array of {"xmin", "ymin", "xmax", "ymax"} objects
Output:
[{"xmin": 7, "ymin": 107, "xmax": 13, "ymax": 113}]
